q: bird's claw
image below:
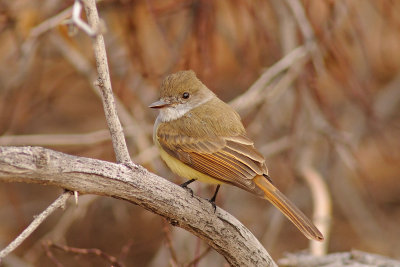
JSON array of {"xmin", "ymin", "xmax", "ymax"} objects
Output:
[
  {"xmin": 207, "ymin": 198, "xmax": 217, "ymax": 213},
  {"xmin": 182, "ymin": 186, "xmax": 194, "ymax": 197},
  {"xmin": 180, "ymin": 179, "xmax": 196, "ymax": 197}
]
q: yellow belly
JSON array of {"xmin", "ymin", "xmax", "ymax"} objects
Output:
[{"xmin": 159, "ymin": 146, "xmax": 223, "ymax": 185}]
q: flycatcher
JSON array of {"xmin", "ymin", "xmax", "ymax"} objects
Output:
[{"xmin": 150, "ymin": 70, "xmax": 324, "ymax": 241}]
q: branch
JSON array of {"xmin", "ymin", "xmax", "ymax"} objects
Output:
[
  {"xmin": 24, "ymin": 195, "xmax": 99, "ymax": 262},
  {"xmin": 43, "ymin": 241, "xmax": 124, "ymax": 267},
  {"xmin": 230, "ymin": 45, "xmax": 308, "ymax": 113},
  {"xmin": 71, "ymin": 0, "xmax": 98, "ymax": 37},
  {"xmin": 48, "ymin": 32, "xmax": 152, "ymax": 153},
  {"xmin": 0, "ymin": 146, "xmax": 277, "ymax": 267},
  {"xmin": 0, "ymin": 192, "xmax": 71, "ymax": 259},
  {"xmin": 83, "ymin": 0, "xmax": 131, "ymax": 164},
  {"xmin": 297, "ymin": 148, "xmax": 332, "ymax": 256},
  {"xmin": 278, "ymin": 250, "xmax": 400, "ymax": 267}
]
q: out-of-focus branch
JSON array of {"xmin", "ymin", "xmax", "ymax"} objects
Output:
[
  {"xmin": 259, "ymin": 135, "xmax": 291, "ymax": 158},
  {"xmin": 284, "ymin": 0, "xmax": 326, "ymax": 73},
  {"xmin": 230, "ymin": 45, "xmax": 308, "ymax": 113},
  {"xmin": 28, "ymin": 7, "xmax": 72, "ymax": 39},
  {"xmin": 0, "ymin": 192, "xmax": 71, "ymax": 259},
  {"xmin": 301, "ymin": 84, "xmax": 390, "ymax": 250},
  {"xmin": 278, "ymin": 250, "xmax": 400, "ymax": 267},
  {"xmin": 0, "ymin": 130, "xmax": 112, "ymax": 146},
  {"xmin": 0, "ymin": 146, "xmax": 277, "ymax": 267},
  {"xmin": 297, "ymin": 148, "xmax": 332, "ymax": 256},
  {"xmin": 72, "ymin": 0, "xmax": 98, "ymax": 37},
  {"xmin": 374, "ymin": 73, "xmax": 400, "ymax": 120},
  {"xmin": 43, "ymin": 241, "xmax": 124, "ymax": 267},
  {"xmin": 24, "ymin": 195, "xmax": 99, "ymax": 263}
]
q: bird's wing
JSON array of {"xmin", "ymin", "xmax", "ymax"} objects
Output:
[{"xmin": 157, "ymin": 125, "xmax": 268, "ymax": 189}]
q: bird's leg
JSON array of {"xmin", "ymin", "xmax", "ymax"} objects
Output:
[
  {"xmin": 208, "ymin": 185, "xmax": 220, "ymax": 212},
  {"xmin": 180, "ymin": 179, "xmax": 196, "ymax": 197}
]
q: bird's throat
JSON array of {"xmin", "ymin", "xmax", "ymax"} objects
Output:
[{"xmin": 157, "ymin": 94, "xmax": 214, "ymax": 122}]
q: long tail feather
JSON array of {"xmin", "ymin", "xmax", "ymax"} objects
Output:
[{"xmin": 253, "ymin": 176, "xmax": 324, "ymax": 241}]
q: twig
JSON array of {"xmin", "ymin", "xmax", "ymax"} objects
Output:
[
  {"xmin": 28, "ymin": 7, "xmax": 73, "ymax": 39},
  {"xmin": 45, "ymin": 241, "xmax": 125, "ymax": 267},
  {"xmin": 0, "ymin": 146, "xmax": 277, "ymax": 267},
  {"xmin": 185, "ymin": 246, "xmax": 212, "ymax": 267},
  {"xmin": 297, "ymin": 148, "xmax": 332, "ymax": 256},
  {"xmin": 0, "ymin": 126, "xmax": 147, "ymax": 146},
  {"xmin": 0, "ymin": 130, "xmax": 157, "ymax": 166},
  {"xmin": 48, "ymin": 33, "xmax": 152, "ymax": 154},
  {"xmin": 259, "ymin": 136, "xmax": 291, "ymax": 157},
  {"xmin": 24, "ymin": 195, "xmax": 99, "ymax": 263},
  {"xmin": 82, "ymin": 0, "xmax": 131, "ymax": 164},
  {"xmin": 301, "ymin": 83, "xmax": 389, "ymax": 248},
  {"xmin": 162, "ymin": 220, "xmax": 179, "ymax": 266},
  {"xmin": 42, "ymin": 242, "xmax": 64, "ymax": 267},
  {"xmin": 284, "ymin": 0, "xmax": 326, "ymax": 73},
  {"xmin": 118, "ymin": 239, "xmax": 134, "ymax": 263},
  {"xmin": 71, "ymin": 0, "xmax": 98, "ymax": 37},
  {"xmin": 0, "ymin": 192, "xmax": 71, "ymax": 259},
  {"xmin": 373, "ymin": 72, "xmax": 400, "ymax": 120},
  {"xmin": 230, "ymin": 45, "xmax": 308, "ymax": 112},
  {"xmin": 0, "ymin": 129, "xmax": 112, "ymax": 146},
  {"xmin": 0, "ymin": 254, "xmax": 33, "ymax": 267},
  {"xmin": 278, "ymin": 250, "xmax": 400, "ymax": 267}
]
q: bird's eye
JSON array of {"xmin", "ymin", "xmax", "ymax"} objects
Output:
[{"xmin": 182, "ymin": 92, "xmax": 190, "ymax": 99}]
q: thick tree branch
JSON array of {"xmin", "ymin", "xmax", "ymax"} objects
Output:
[{"xmin": 0, "ymin": 146, "xmax": 277, "ymax": 267}]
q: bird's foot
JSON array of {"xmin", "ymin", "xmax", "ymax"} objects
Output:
[
  {"xmin": 207, "ymin": 198, "xmax": 217, "ymax": 213},
  {"xmin": 207, "ymin": 185, "xmax": 220, "ymax": 213},
  {"xmin": 180, "ymin": 179, "xmax": 196, "ymax": 197}
]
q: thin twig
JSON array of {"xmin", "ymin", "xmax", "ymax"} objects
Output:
[
  {"xmin": 0, "ymin": 130, "xmax": 157, "ymax": 166},
  {"xmin": 46, "ymin": 241, "xmax": 125, "ymax": 267},
  {"xmin": 284, "ymin": 0, "xmax": 326, "ymax": 73},
  {"xmin": 297, "ymin": 148, "xmax": 332, "ymax": 256},
  {"xmin": 0, "ymin": 254, "xmax": 33, "ymax": 267},
  {"xmin": 230, "ymin": 45, "xmax": 308, "ymax": 112},
  {"xmin": 278, "ymin": 250, "xmax": 400, "ymax": 267},
  {"xmin": 28, "ymin": 7, "xmax": 73, "ymax": 39},
  {"xmin": 0, "ymin": 129, "xmax": 112, "ymax": 146},
  {"xmin": 48, "ymin": 33, "xmax": 152, "ymax": 153},
  {"xmin": 0, "ymin": 126, "xmax": 147, "ymax": 146},
  {"xmin": 42, "ymin": 242, "xmax": 64, "ymax": 267},
  {"xmin": 118, "ymin": 239, "xmax": 134, "ymax": 263},
  {"xmin": 72, "ymin": 0, "xmax": 98, "ymax": 37},
  {"xmin": 185, "ymin": 246, "xmax": 212, "ymax": 267},
  {"xmin": 0, "ymin": 192, "xmax": 71, "ymax": 259},
  {"xmin": 24, "ymin": 195, "xmax": 99, "ymax": 263},
  {"xmin": 301, "ymin": 83, "xmax": 390, "ymax": 251},
  {"xmin": 259, "ymin": 136, "xmax": 291, "ymax": 157},
  {"xmin": 82, "ymin": 0, "xmax": 131, "ymax": 164},
  {"xmin": 162, "ymin": 220, "xmax": 179, "ymax": 266}
]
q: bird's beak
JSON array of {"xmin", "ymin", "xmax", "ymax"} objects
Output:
[{"xmin": 149, "ymin": 99, "xmax": 170, "ymax": 109}]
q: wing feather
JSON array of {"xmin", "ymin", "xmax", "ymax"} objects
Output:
[{"xmin": 157, "ymin": 133, "xmax": 268, "ymax": 190}]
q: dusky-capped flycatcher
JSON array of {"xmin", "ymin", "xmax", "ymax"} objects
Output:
[{"xmin": 149, "ymin": 70, "xmax": 324, "ymax": 241}]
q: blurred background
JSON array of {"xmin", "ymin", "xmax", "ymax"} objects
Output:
[{"xmin": 1, "ymin": 0, "xmax": 400, "ymax": 266}]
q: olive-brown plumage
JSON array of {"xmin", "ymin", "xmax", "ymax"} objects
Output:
[{"xmin": 150, "ymin": 70, "xmax": 324, "ymax": 241}]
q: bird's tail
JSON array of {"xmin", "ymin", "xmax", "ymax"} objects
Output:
[{"xmin": 253, "ymin": 175, "xmax": 324, "ymax": 241}]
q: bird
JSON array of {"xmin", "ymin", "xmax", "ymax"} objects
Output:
[{"xmin": 149, "ymin": 70, "xmax": 324, "ymax": 241}]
